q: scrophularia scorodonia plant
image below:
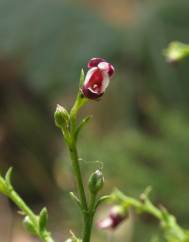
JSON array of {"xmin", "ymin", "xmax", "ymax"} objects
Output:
[
  {"xmin": 0, "ymin": 52, "xmax": 187, "ymax": 242},
  {"xmin": 81, "ymin": 58, "xmax": 115, "ymax": 99}
]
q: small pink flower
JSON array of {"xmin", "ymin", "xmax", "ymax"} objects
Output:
[
  {"xmin": 97, "ymin": 206, "xmax": 127, "ymax": 230},
  {"xmin": 81, "ymin": 58, "xmax": 115, "ymax": 99}
]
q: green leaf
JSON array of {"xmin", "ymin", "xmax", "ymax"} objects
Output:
[
  {"xmin": 75, "ymin": 115, "xmax": 92, "ymax": 139},
  {"xmin": 79, "ymin": 69, "xmax": 85, "ymax": 87},
  {"xmin": 5, "ymin": 167, "xmax": 13, "ymax": 189},
  {"xmin": 39, "ymin": 207, "xmax": 48, "ymax": 232},
  {"xmin": 95, "ymin": 195, "xmax": 112, "ymax": 209},
  {"xmin": 69, "ymin": 192, "xmax": 82, "ymax": 209}
]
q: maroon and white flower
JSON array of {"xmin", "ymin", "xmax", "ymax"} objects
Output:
[
  {"xmin": 81, "ymin": 58, "xmax": 115, "ymax": 99},
  {"xmin": 97, "ymin": 206, "xmax": 127, "ymax": 230}
]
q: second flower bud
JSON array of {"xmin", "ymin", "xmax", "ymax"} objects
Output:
[
  {"xmin": 88, "ymin": 169, "xmax": 104, "ymax": 194},
  {"xmin": 54, "ymin": 104, "xmax": 70, "ymax": 129}
]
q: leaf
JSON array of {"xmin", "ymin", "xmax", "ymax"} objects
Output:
[
  {"xmin": 5, "ymin": 167, "xmax": 13, "ymax": 189},
  {"xmin": 79, "ymin": 69, "xmax": 85, "ymax": 87},
  {"xmin": 95, "ymin": 195, "xmax": 112, "ymax": 209},
  {"xmin": 75, "ymin": 115, "xmax": 92, "ymax": 139},
  {"xmin": 69, "ymin": 192, "xmax": 82, "ymax": 209},
  {"xmin": 39, "ymin": 207, "xmax": 48, "ymax": 232}
]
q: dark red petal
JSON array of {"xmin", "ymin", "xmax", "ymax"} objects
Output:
[
  {"xmin": 81, "ymin": 87, "xmax": 103, "ymax": 100},
  {"xmin": 109, "ymin": 213, "xmax": 125, "ymax": 228},
  {"xmin": 97, "ymin": 62, "xmax": 115, "ymax": 77},
  {"xmin": 88, "ymin": 58, "xmax": 106, "ymax": 68},
  {"xmin": 85, "ymin": 68, "xmax": 104, "ymax": 91},
  {"xmin": 108, "ymin": 64, "xmax": 115, "ymax": 77}
]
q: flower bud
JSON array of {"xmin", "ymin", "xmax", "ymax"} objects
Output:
[
  {"xmin": 54, "ymin": 104, "xmax": 70, "ymax": 129},
  {"xmin": 88, "ymin": 58, "xmax": 106, "ymax": 68},
  {"xmin": 164, "ymin": 42, "xmax": 189, "ymax": 64},
  {"xmin": 88, "ymin": 169, "xmax": 104, "ymax": 194},
  {"xmin": 81, "ymin": 58, "xmax": 115, "ymax": 99},
  {"xmin": 97, "ymin": 205, "xmax": 127, "ymax": 230}
]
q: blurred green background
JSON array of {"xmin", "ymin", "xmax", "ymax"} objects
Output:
[{"xmin": 0, "ymin": 0, "xmax": 189, "ymax": 241}]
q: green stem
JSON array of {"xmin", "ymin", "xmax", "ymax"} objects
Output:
[
  {"xmin": 83, "ymin": 193, "xmax": 96, "ymax": 242},
  {"xmin": 69, "ymin": 92, "xmax": 97, "ymax": 242},
  {"xmin": 69, "ymin": 143, "xmax": 88, "ymax": 216},
  {"xmin": 8, "ymin": 189, "xmax": 37, "ymax": 225},
  {"xmin": 8, "ymin": 189, "xmax": 54, "ymax": 242},
  {"xmin": 69, "ymin": 92, "xmax": 88, "ymax": 217},
  {"xmin": 113, "ymin": 190, "xmax": 162, "ymax": 220}
]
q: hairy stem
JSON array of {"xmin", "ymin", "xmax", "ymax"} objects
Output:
[
  {"xmin": 69, "ymin": 143, "xmax": 88, "ymax": 218},
  {"xmin": 83, "ymin": 193, "xmax": 96, "ymax": 242},
  {"xmin": 8, "ymin": 189, "xmax": 37, "ymax": 225},
  {"xmin": 69, "ymin": 93, "xmax": 93, "ymax": 241}
]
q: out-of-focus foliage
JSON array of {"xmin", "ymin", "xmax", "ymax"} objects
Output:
[
  {"xmin": 76, "ymin": 103, "xmax": 189, "ymax": 241},
  {"xmin": 112, "ymin": 189, "xmax": 189, "ymax": 242},
  {"xmin": 0, "ymin": 0, "xmax": 121, "ymax": 95}
]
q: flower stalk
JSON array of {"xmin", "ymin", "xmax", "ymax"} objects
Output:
[
  {"xmin": 60, "ymin": 92, "xmax": 98, "ymax": 242},
  {"xmin": 55, "ymin": 58, "xmax": 115, "ymax": 241},
  {"xmin": 0, "ymin": 57, "xmax": 115, "ymax": 242}
]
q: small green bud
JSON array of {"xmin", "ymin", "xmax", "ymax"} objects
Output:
[
  {"xmin": 88, "ymin": 169, "xmax": 104, "ymax": 194},
  {"xmin": 54, "ymin": 104, "xmax": 70, "ymax": 129},
  {"xmin": 23, "ymin": 216, "xmax": 36, "ymax": 235},
  {"xmin": 164, "ymin": 42, "xmax": 189, "ymax": 64}
]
